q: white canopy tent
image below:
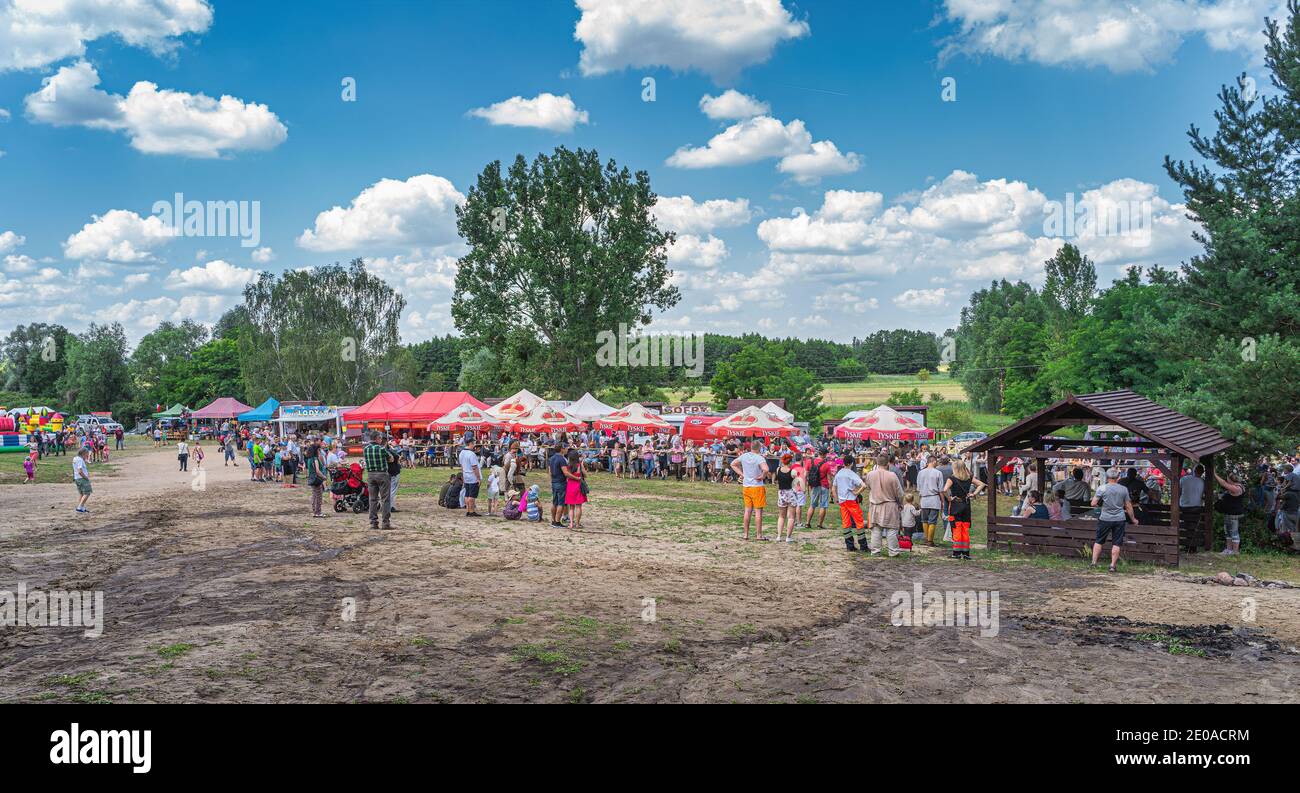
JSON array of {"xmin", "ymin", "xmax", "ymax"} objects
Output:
[
  {"xmin": 567, "ymin": 392, "xmax": 616, "ymax": 421},
  {"xmin": 485, "ymin": 389, "xmax": 546, "ymax": 421},
  {"xmin": 761, "ymin": 401, "xmax": 794, "ymax": 423}
]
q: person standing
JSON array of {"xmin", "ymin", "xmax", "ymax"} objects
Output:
[
  {"xmin": 459, "ymin": 441, "xmax": 483, "ymax": 517},
  {"xmin": 1179, "ymin": 464, "xmax": 1207, "ymax": 552},
  {"xmin": 115, "ymin": 426, "xmax": 124, "ymax": 451},
  {"xmin": 177, "ymin": 438, "xmax": 189, "ymax": 472},
  {"xmin": 805, "ymin": 450, "xmax": 833, "ymax": 529},
  {"xmin": 833, "ymin": 456, "xmax": 867, "ymax": 551},
  {"xmin": 304, "ymin": 440, "xmax": 327, "ymax": 518},
  {"xmin": 547, "ymin": 443, "xmax": 570, "ymax": 527},
  {"xmin": 363, "ymin": 431, "xmax": 395, "ymax": 530},
  {"xmin": 1215, "ymin": 471, "xmax": 1246, "ymax": 555},
  {"xmin": 916, "ymin": 456, "xmax": 944, "ymax": 546},
  {"xmin": 73, "ymin": 448, "xmax": 92, "ymax": 513},
  {"xmin": 730, "ymin": 442, "xmax": 770, "ymax": 540},
  {"xmin": 563, "ymin": 449, "xmax": 587, "ymax": 529},
  {"xmin": 387, "ymin": 438, "xmax": 403, "ymax": 510},
  {"xmin": 943, "ymin": 460, "xmax": 983, "ymax": 559},
  {"xmin": 864, "ymin": 453, "xmax": 905, "ymax": 556},
  {"xmin": 775, "ymin": 454, "xmax": 797, "ymax": 543},
  {"xmin": 1091, "ymin": 468, "xmax": 1137, "ymax": 572}
]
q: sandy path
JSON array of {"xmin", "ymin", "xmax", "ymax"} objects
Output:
[{"xmin": 0, "ymin": 447, "xmax": 1296, "ymax": 703}]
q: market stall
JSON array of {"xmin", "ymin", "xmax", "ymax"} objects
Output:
[
  {"xmin": 833, "ymin": 404, "xmax": 935, "ymax": 441},
  {"xmin": 707, "ymin": 406, "xmax": 797, "ymax": 438},
  {"xmin": 594, "ymin": 402, "xmax": 673, "ymax": 433},
  {"xmin": 566, "ymin": 392, "xmax": 616, "ymax": 421}
]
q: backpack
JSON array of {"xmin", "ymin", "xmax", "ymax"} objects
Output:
[{"xmin": 806, "ymin": 461, "xmax": 821, "ymax": 488}]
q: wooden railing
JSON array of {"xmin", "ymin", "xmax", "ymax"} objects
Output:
[{"xmin": 987, "ymin": 515, "xmax": 1180, "ymax": 566}]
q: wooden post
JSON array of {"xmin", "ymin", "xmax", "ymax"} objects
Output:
[
  {"xmin": 1203, "ymin": 454, "xmax": 1215, "ymax": 550},
  {"xmin": 1170, "ymin": 453, "xmax": 1182, "ymax": 550},
  {"xmin": 987, "ymin": 450, "xmax": 998, "ymax": 549}
]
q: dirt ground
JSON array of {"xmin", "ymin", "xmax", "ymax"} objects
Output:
[{"xmin": 1, "ymin": 447, "xmax": 1297, "ymax": 703}]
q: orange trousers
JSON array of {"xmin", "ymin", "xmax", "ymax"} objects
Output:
[{"xmin": 951, "ymin": 520, "xmax": 970, "ymax": 553}]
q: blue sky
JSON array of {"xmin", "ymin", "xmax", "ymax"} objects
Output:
[{"xmin": 0, "ymin": 0, "xmax": 1281, "ymax": 344}]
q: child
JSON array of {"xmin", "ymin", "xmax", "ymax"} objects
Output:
[
  {"xmin": 902, "ymin": 491, "xmax": 922, "ymax": 547},
  {"xmin": 273, "ymin": 447, "xmax": 284, "ymax": 482},
  {"xmin": 503, "ymin": 489, "xmax": 523, "ymax": 520},
  {"xmin": 487, "ymin": 463, "xmax": 503, "ymax": 515},
  {"xmin": 193, "ymin": 440, "xmax": 204, "ymax": 469},
  {"xmin": 525, "ymin": 483, "xmax": 542, "ymax": 521},
  {"xmin": 23, "ymin": 451, "xmax": 36, "ymax": 483}
]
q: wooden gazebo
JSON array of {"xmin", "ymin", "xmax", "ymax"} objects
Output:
[{"xmin": 965, "ymin": 389, "xmax": 1232, "ymax": 566}]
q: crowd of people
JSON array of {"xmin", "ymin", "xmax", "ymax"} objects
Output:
[{"xmin": 124, "ymin": 417, "xmax": 1300, "ymax": 564}]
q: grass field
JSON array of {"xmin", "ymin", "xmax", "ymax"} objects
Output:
[
  {"xmin": 674, "ymin": 373, "xmax": 1012, "ymax": 435},
  {"xmin": 0, "ymin": 435, "xmax": 153, "ymax": 485},
  {"xmin": 392, "ymin": 466, "xmax": 1297, "ymax": 584}
]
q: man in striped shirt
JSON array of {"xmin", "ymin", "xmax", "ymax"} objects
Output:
[{"xmin": 364, "ymin": 431, "xmax": 396, "ymax": 530}]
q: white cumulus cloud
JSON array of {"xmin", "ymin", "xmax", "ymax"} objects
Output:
[
  {"xmin": 469, "ymin": 92, "xmax": 589, "ymax": 132},
  {"xmin": 63, "ymin": 208, "xmax": 175, "ymax": 262},
  {"xmin": 164, "ymin": 259, "xmax": 256, "ymax": 292},
  {"xmin": 25, "ymin": 61, "xmax": 288, "ymax": 158},
  {"xmin": 0, "ymin": 0, "xmax": 213, "ymax": 72},
  {"xmin": 939, "ymin": 0, "xmax": 1286, "ymax": 73},
  {"xmin": 699, "ymin": 89, "xmax": 769, "ymax": 120},
  {"xmin": 297, "ymin": 174, "xmax": 465, "ymax": 252},
  {"xmin": 653, "ymin": 195, "xmax": 752, "ymax": 234},
  {"xmin": 574, "ymin": 0, "xmax": 809, "ymax": 81}
]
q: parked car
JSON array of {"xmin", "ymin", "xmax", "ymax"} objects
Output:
[
  {"xmin": 75, "ymin": 415, "xmax": 123, "ymax": 434},
  {"xmin": 950, "ymin": 431, "xmax": 989, "ymax": 444}
]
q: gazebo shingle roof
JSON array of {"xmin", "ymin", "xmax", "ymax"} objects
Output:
[{"xmin": 965, "ymin": 389, "xmax": 1231, "ymax": 460}]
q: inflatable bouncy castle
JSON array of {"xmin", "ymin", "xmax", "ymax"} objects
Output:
[{"xmin": 0, "ymin": 415, "xmax": 26, "ymax": 453}]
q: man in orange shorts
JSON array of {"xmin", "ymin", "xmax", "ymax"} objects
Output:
[
  {"xmin": 833, "ymin": 456, "xmax": 867, "ymax": 551},
  {"xmin": 731, "ymin": 441, "xmax": 770, "ymax": 540}
]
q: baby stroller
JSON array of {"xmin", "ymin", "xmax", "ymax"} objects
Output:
[{"xmin": 330, "ymin": 462, "xmax": 370, "ymax": 513}]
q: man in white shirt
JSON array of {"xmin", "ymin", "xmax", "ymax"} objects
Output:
[
  {"xmin": 730, "ymin": 441, "xmax": 770, "ymax": 540},
  {"xmin": 833, "ymin": 457, "xmax": 866, "ymax": 551},
  {"xmin": 177, "ymin": 440, "xmax": 189, "ymax": 472},
  {"xmin": 459, "ymin": 442, "xmax": 483, "ymax": 517},
  {"xmin": 73, "ymin": 448, "xmax": 92, "ymax": 513},
  {"xmin": 915, "ymin": 457, "xmax": 944, "ymax": 546}
]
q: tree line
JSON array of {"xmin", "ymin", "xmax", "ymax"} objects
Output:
[{"xmin": 953, "ymin": 3, "xmax": 1300, "ymax": 461}]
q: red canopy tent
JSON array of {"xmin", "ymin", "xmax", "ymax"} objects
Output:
[
  {"xmin": 191, "ymin": 397, "xmax": 254, "ymax": 420},
  {"xmin": 708, "ymin": 406, "xmax": 797, "ymax": 438},
  {"xmin": 387, "ymin": 391, "xmax": 488, "ymax": 431},
  {"xmin": 680, "ymin": 415, "xmax": 725, "ymax": 442},
  {"xmin": 341, "ymin": 391, "xmax": 415, "ymax": 424},
  {"xmin": 594, "ymin": 403, "xmax": 673, "ymax": 433},
  {"xmin": 833, "ymin": 405, "xmax": 934, "ymax": 441}
]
